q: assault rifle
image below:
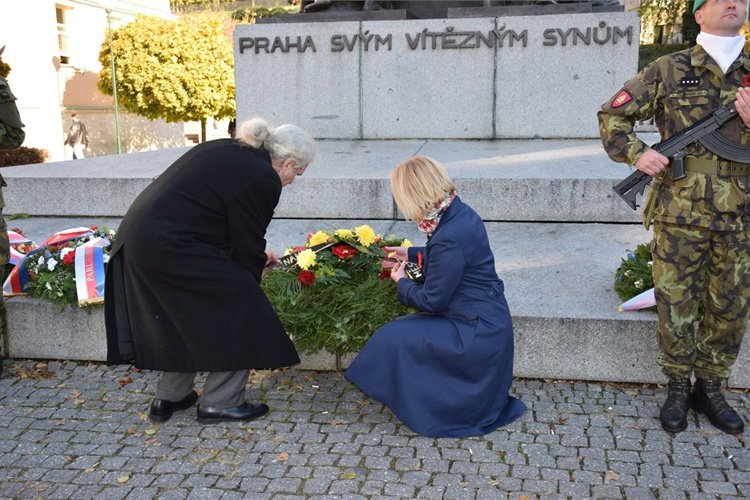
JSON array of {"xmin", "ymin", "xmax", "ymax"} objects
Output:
[{"xmin": 613, "ymin": 102, "xmax": 750, "ymax": 210}]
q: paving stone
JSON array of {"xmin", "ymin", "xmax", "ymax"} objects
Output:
[{"xmin": 2, "ymin": 365, "xmax": 750, "ymax": 499}]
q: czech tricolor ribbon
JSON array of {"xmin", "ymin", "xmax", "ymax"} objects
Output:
[{"xmin": 74, "ymin": 243, "xmax": 107, "ymax": 306}]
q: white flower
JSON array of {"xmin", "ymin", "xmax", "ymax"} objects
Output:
[
  {"xmin": 47, "ymin": 258, "xmax": 58, "ymax": 272},
  {"xmin": 37, "ymin": 255, "xmax": 45, "ymax": 266},
  {"xmin": 647, "ymin": 261, "xmax": 652, "ymax": 267},
  {"xmin": 103, "ymin": 254, "xmax": 110, "ymax": 264},
  {"xmin": 45, "ymin": 283, "xmax": 52, "ymax": 290},
  {"xmin": 634, "ymin": 279, "xmax": 643, "ymax": 289}
]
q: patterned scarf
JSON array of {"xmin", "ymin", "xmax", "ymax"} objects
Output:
[{"xmin": 417, "ymin": 191, "xmax": 457, "ymax": 234}]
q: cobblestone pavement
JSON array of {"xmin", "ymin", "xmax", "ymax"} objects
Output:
[{"xmin": 1, "ymin": 360, "xmax": 749, "ymax": 499}]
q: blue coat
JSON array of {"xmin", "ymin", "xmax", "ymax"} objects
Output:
[{"xmin": 345, "ymin": 196, "xmax": 526, "ymax": 437}]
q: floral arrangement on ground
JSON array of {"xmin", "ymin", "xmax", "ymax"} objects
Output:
[
  {"xmin": 260, "ymin": 224, "xmax": 416, "ymax": 356},
  {"xmin": 4, "ymin": 226, "xmax": 115, "ymax": 312},
  {"xmin": 614, "ymin": 242, "xmax": 654, "ymax": 304}
]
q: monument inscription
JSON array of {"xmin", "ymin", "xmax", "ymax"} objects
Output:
[
  {"xmin": 233, "ymin": 12, "xmax": 639, "ymax": 139},
  {"xmin": 238, "ymin": 20, "xmax": 633, "ymax": 54}
]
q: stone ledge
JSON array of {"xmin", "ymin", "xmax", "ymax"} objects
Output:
[{"xmin": 5, "ymin": 297, "xmax": 748, "ymax": 388}]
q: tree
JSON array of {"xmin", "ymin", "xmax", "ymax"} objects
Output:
[
  {"xmin": 639, "ymin": 0, "xmax": 686, "ymax": 44},
  {"xmin": 97, "ymin": 13, "xmax": 234, "ymax": 142}
]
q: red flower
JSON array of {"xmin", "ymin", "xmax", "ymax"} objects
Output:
[
  {"xmin": 417, "ymin": 251, "xmax": 423, "ymax": 269},
  {"xmin": 743, "ymin": 75, "xmax": 750, "ymax": 87},
  {"xmin": 331, "ymin": 244, "xmax": 357, "ymax": 260},
  {"xmin": 298, "ymin": 270, "xmax": 315, "ymax": 286},
  {"xmin": 11, "ymin": 227, "xmax": 25, "ymax": 235},
  {"xmin": 90, "ymin": 225, "xmax": 98, "ymax": 231},
  {"xmin": 62, "ymin": 251, "xmax": 75, "ymax": 266},
  {"xmin": 378, "ymin": 269, "xmax": 391, "ymax": 280}
]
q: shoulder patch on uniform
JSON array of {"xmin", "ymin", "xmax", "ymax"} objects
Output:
[
  {"xmin": 611, "ymin": 89, "xmax": 632, "ymax": 108},
  {"xmin": 680, "ymin": 77, "xmax": 700, "ymax": 87}
]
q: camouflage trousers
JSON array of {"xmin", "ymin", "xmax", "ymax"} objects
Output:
[
  {"xmin": 652, "ymin": 221, "xmax": 750, "ymax": 380},
  {"xmin": 0, "ymin": 208, "xmax": 7, "ymax": 351}
]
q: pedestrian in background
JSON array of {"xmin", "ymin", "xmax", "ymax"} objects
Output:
[
  {"xmin": 105, "ymin": 116, "xmax": 316, "ymax": 424},
  {"xmin": 599, "ymin": 0, "xmax": 749, "ymax": 435},
  {"xmin": 64, "ymin": 112, "xmax": 88, "ymax": 159}
]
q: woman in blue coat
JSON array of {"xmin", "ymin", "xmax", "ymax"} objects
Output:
[{"xmin": 345, "ymin": 155, "xmax": 526, "ymax": 437}]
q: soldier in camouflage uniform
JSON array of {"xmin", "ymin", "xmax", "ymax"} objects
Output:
[
  {"xmin": 599, "ymin": 0, "xmax": 749, "ymax": 434},
  {"xmin": 0, "ymin": 45, "xmax": 23, "ymax": 377}
]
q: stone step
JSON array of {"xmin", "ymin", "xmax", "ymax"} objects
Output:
[
  {"xmin": 5, "ymin": 217, "xmax": 750, "ymax": 388},
  {"xmin": 0, "ymin": 137, "xmax": 660, "ymax": 223}
]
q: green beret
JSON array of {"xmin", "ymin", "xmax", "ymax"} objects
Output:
[{"xmin": 693, "ymin": 0, "xmax": 705, "ymax": 13}]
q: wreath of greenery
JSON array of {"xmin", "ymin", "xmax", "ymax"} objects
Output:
[{"xmin": 614, "ymin": 242, "xmax": 654, "ymax": 304}]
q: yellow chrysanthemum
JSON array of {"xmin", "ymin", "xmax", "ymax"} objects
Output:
[
  {"xmin": 355, "ymin": 225, "xmax": 376, "ymax": 247},
  {"xmin": 402, "ymin": 239, "xmax": 413, "ymax": 248},
  {"xmin": 335, "ymin": 229, "xmax": 354, "ymax": 240},
  {"xmin": 308, "ymin": 231, "xmax": 330, "ymax": 246},
  {"xmin": 296, "ymin": 249, "xmax": 317, "ymax": 270},
  {"xmin": 283, "ymin": 247, "xmax": 294, "ymax": 256}
]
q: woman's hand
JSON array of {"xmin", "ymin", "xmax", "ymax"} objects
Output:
[
  {"xmin": 389, "ymin": 259, "xmax": 407, "ymax": 283},
  {"xmin": 382, "ymin": 246, "xmax": 408, "ymax": 262}
]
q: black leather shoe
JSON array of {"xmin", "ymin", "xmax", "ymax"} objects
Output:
[
  {"xmin": 197, "ymin": 402, "xmax": 269, "ymax": 424},
  {"xmin": 692, "ymin": 378, "xmax": 745, "ymax": 435},
  {"xmin": 660, "ymin": 378, "xmax": 691, "ymax": 433},
  {"xmin": 149, "ymin": 390, "xmax": 199, "ymax": 423}
]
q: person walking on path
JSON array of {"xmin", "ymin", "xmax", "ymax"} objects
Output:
[
  {"xmin": 105, "ymin": 116, "xmax": 316, "ymax": 424},
  {"xmin": 345, "ymin": 155, "xmax": 526, "ymax": 438},
  {"xmin": 64, "ymin": 112, "xmax": 88, "ymax": 159},
  {"xmin": 599, "ymin": 0, "xmax": 750, "ymax": 435}
]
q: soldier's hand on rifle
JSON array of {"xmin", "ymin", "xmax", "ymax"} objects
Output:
[
  {"xmin": 635, "ymin": 149, "xmax": 669, "ymax": 177},
  {"xmin": 735, "ymin": 87, "xmax": 750, "ymax": 127}
]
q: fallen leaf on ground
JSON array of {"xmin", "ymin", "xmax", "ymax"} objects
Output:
[
  {"xmin": 276, "ymin": 452, "xmax": 289, "ymax": 462},
  {"xmin": 117, "ymin": 475, "xmax": 130, "ymax": 483},
  {"xmin": 605, "ymin": 471, "xmax": 620, "ymax": 481}
]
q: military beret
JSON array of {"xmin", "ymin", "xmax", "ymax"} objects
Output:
[{"xmin": 693, "ymin": 0, "xmax": 705, "ymax": 13}]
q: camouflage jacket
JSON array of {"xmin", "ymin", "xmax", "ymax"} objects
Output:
[{"xmin": 599, "ymin": 44, "xmax": 750, "ymax": 231}]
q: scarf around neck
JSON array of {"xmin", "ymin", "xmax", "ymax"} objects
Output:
[
  {"xmin": 697, "ymin": 32, "xmax": 745, "ymax": 74},
  {"xmin": 417, "ymin": 191, "xmax": 457, "ymax": 234}
]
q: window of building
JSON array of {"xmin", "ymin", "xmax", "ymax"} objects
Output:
[{"xmin": 56, "ymin": 5, "xmax": 70, "ymax": 64}]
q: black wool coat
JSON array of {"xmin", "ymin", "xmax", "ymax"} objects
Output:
[{"xmin": 105, "ymin": 139, "xmax": 299, "ymax": 372}]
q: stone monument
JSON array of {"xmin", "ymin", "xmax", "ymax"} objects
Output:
[{"xmin": 234, "ymin": 3, "xmax": 638, "ymax": 139}]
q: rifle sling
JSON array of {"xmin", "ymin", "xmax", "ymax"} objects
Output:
[{"xmin": 681, "ymin": 156, "xmax": 750, "ymax": 177}]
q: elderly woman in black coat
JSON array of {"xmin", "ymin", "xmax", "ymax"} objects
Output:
[{"xmin": 105, "ymin": 117, "xmax": 315, "ymax": 424}]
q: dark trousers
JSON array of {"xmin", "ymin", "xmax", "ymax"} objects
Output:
[{"xmin": 157, "ymin": 370, "xmax": 250, "ymax": 408}]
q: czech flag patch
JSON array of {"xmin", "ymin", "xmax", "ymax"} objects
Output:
[{"xmin": 611, "ymin": 89, "xmax": 632, "ymax": 108}]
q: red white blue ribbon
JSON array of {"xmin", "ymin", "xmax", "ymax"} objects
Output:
[
  {"xmin": 74, "ymin": 238, "xmax": 109, "ymax": 305},
  {"xmin": 41, "ymin": 227, "xmax": 94, "ymax": 246},
  {"xmin": 7, "ymin": 229, "xmax": 32, "ymax": 245}
]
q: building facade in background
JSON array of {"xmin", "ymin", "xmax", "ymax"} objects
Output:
[{"xmin": 0, "ymin": 0, "xmax": 220, "ymax": 162}]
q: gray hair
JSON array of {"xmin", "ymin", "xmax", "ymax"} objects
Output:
[{"xmin": 237, "ymin": 117, "xmax": 316, "ymax": 168}]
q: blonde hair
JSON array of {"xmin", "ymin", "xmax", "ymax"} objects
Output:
[
  {"xmin": 237, "ymin": 116, "xmax": 316, "ymax": 168},
  {"xmin": 390, "ymin": 155, "xmax": 456, "ymax": 221}
]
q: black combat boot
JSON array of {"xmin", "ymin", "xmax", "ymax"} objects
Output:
[
  {"xmin": 692, "ymin": 378, "xmax": 745, "ymax": 435},
  {"xmin": 660, "ymin": 378, "xmax": 691, "ymax": 433}
]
